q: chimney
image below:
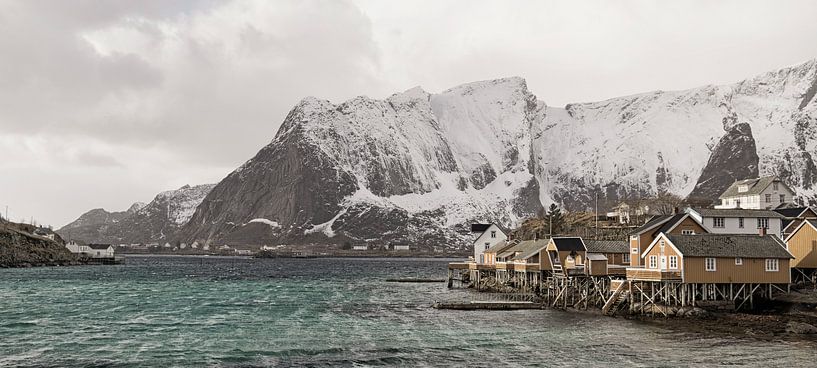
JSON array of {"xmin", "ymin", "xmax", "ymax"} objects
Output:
[
  {"xmin": 673, "ymin": 207, "xmax": 679, "ymax": 215},
  {"xmin": 759, "ymin": 227, "xmax": 767, "ymax": 237}
]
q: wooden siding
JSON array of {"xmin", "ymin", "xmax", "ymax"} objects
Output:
[
  {"xmin": 642, "ymin": 236, "xmax": 683, "ymax": 273},
  {"xmin": 587, "ymin": 259, "xmax": 607, "ymax": 276},
  {"xmin": 626, "ymin": 268, "xmax": 682, "ymax": 281},
  {"xmin": 683, "ymin": 257, "xmax": 791, "ymax": 284},
  {"xmin": 786, "ymin": 222, "xmax": 817, "ymax": 268}
]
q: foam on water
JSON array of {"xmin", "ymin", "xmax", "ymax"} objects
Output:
[{"xmin": 0, "ymin": 256, "xmax": 815, "ymax": 367}]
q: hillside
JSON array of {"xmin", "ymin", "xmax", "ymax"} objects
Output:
[{"xmin": 0, "ymin": 223, "xmax": 78, "ymax": 267}]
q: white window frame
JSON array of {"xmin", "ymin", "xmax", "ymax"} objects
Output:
[
  {"xmin": 630, "ymin": 235, "xmax": 638, "ymax": 241},
  {"xmin": 773, "ymin": 182, "xmax": 779, "ymax": 191},
  {"xmin": 713, "ymin": 217, "xmax": 725, "ymax": 228},
  {"xmin": 669, "ymin": 255, "xmax": 678, "ymax": 270},
  {"xmin": 649, "ymin": 255, "xmax": 658, "ymax": 269},
  {"xmin": 490, "ymin": 231, "xmax": 496, "ymax": 238},
  {"xmin": 681, "ymin": 229, "xmax": 694, "ymax": 235},
  {"xmin": 738, "ymin": 217, "xmax": 744, "ymax": 228},
  {"xmin": 765, "ymin": 194, "xmax": 772, "ymax": 203},
  {"xmin": 479, "ymin": 254, "xmax": 484, "ymax": 263},
  {"xmin": 735, "ymin": 257, "xmax": 743, "ymax": 266},
  {"xmin": 623, "ymin": 253, "xmax": 630, "ymax": 264},
  {"xmin": 631, "ymin": 247, "xmax": 639, "ymax": 254},
  {"xmin": 705, "ymin": 257, "xmax": 716, "ymax": 272},
  {"xmin": 757, "ymin": 217, "xmax": 769, "ymax": 229},
  {"xmin": 766, "ymin": 258, "xmax": 779, "ymax": 272},
  {"xmin": 484, "ymin": 242, "xmax": 490, "ymax": 250},
  {"xmin": 780, "ymin": 194, "xmax": 785, "ymax": 203}
]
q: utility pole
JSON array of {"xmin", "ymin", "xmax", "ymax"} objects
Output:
[{"xmin": 595, "ymin": 192, "xmax": 599, "ymax": 239}]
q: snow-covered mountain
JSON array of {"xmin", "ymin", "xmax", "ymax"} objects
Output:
[
  {"xmin": 58, "ymin": 184, "xmax": 215, "ymax": 244},
  {"xmin": 64, "ymin": 58, "xmax": 811, "ymax": 250}
]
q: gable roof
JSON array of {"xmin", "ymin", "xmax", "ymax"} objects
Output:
[
  {"xmin": 784, "ymin": 219, "xmax": 817, "ymax": 242},
  {"xmin": 471, "ymin": 223, "xmax": 491, "ymax": 233},
  {"xmin": 88, "ymin": 244, "xmax": 112, "ymax": 250},
  {"xmin": 719, "ymin": 176, "xmax": 784, "ymax": 199},
  {"xmin": 629, "ymin": 215, "xmax": 673, "ymax": 235},
  {"xmin": 497, "ymin": 240, "xmax": 528, "ymax": 259},
  {"xmin": 511, "ymin": 239, "xmax": 549, "ymax": 261},
  {"xmin": 691, "ymin": 208, "xmax": 784, "ymax": 219},
  {"xmin": 549, "ymin": 237, "xmax": 586, "ymax": 252},
  {"xmin": 586, "ymin": 253, "xmax": 608, "ymax": 261},
  {"xmin": 584, "ymin": 240, "xmax": 628, "ymax": 254},
  {"xmin": 485, "ymin": 239, "xmax": 517, "ymax": 254},
  {"xmin": 651, "ymin": 213, "xmax": 696, "ymax": 237},
  {"xmin": 774, "ymin": 207, "xmax": 817, "ymax": 219},
  {"xmin": 664, "ymin": 234, "xmax": 792, "ymax": 259}
]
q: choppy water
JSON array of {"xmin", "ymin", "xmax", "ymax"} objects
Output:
[{"xmin": 0, "ymin": 256, "xmax": 815, "ymax": 367}]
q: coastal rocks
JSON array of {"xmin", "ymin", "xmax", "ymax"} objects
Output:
[
  {"xmin": 785, "ymin": 321, "xmax": 817, "ymax": 334},
  {"xmin": 0, "ymin": 224, "xmax": 78, "ymax": 268}
]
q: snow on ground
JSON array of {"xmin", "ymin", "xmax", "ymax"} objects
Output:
[{"xmin": 248, "ymin": 218, "xmax": 281, "ymax": 228}]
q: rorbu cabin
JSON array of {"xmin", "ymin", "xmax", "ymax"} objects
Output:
[
  {"xmin": 584, "ymin": 240, "xmax": 630, "ymax": 266},
  {"xmin": 542, "ymin": 237, "xmax": 587, "ymax": 276},
  {"xmin": 629, "ymin": 233, "xmax": 792, "ymax": 284},
  {"xmin": 784, "ymin": 219, "xmax": 817, "ymax": 271},
  {"xmin": 584, "ymin": 239, "xmax": 630, "ymax": 276},
  {"xmin": 628, "ymin": 213, "xmax": 707, "ymax": 267},
  {"xmin": 585, "ymin": 253, "xmax": 609, "ymax": 276},
  {"xmin": 509, "ymin": 239, "xmax": 549, "ymax": 273}
]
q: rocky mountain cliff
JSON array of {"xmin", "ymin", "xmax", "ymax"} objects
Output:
[
  {"xmin": 178, "ymin": 58, "xmax": 817, "ymax": 249},
  {"xmin": 63, "ymin": 58, "xmax": 817, "ymax": 250},
  {"xmin": 59, "ymin": 184, "xmax": 214, "ymax": 244}
]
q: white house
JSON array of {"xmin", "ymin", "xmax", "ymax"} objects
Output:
[
  {"xmin": 715, "ymin": 176, "xmax": 795, "ymax": 209},
  {"xmin": 352, "ymin": 245, "xmax": 368, "ymax": 251},
  {"xmin": 685, "ymin": 208, "xmax": 785, "ymax": 237},
  {"xmin": 471, "ymin": 223, "xmax": 508, "ymax": 264},
  {"xmin": 66, "ymin": 241, "xmax": 90, "ymax": 254},
  {"xmin": 86, "ymin": 244, "xmax": 115, "ymax": 258},
  {"xmin": 606, "ymin": 202, "xmax": 652, "ymax": 224},
  {"xmin": 392, "ymin": 244, "xmax": 410, "ymax": 251}
]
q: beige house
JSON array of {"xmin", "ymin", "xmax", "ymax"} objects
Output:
[{"xmin": 715, "ymin": 176, "xmax": 795, "ymax": 210}]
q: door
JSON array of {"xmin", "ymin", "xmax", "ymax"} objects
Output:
[{"xmin": 660, "ymin": 256, "xmax": 667, "ymax": 270}]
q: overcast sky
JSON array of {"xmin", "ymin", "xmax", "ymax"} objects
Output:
[{"xmin": 2, "ymin": 0, "xmax": 817, "ymax": 228}]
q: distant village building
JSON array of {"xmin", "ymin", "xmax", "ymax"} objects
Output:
[
  {"xmin": 606, "ymin": 202, "xmax": 652, "ymax": 224},
  {"xmin": 686, "ymin": 208, "xmax": 785, "ymax": 237},
  {"xmin": 234, "ymin": 249, "xmax": 252, "ymax": 256},
  {"xmin": 32, "ymin": 227, "xmax": 55, "ymax": 240},
  {"xmin": 191, "ymin": 241, "xmax": 199, "ymax": 249},
  {"xmin": 179, "ymin": 243, "xmax": 188, "ymax": 249},
  {"xmin": 87, "ymin": 244, "xmax": 115, "ymax": 258},
  {"xmin": 164, "ymin": 242, "xmax": 172, "ymax": 248},
  {"xmin": 774, "ymin": 206, "xmax": 817, "ymax": 237},
  {"xmin": 392, "ymin": 244, "xmax": 410, "ymax": 251},
  {"xmin": 470, "ymin": 223, "xmax": 508, "ymax": 264},
  {"xmin": 715, "ymin": 176, "xmax": 795, "ymax": 210},
  {"xmin": 352, "ymin": 244, "xmax": 368, "ymax": 251}
]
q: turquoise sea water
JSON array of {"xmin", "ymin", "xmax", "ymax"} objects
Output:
[{"xmin": 1, "ymin": 256, "xmax": 815, "ymax": 367}]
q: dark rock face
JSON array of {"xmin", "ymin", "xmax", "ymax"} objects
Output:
[
  {"xmin": 179, "ymin": 123, "xmax": 359, "ymax": 246},
  {"xmin": 688, "ymin": 123, "xmax": 759, "ymax": 202}
]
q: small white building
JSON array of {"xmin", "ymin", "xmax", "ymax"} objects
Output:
[
  {"xmin": 715, "ymin": 176, "xmax": 795, "ymax": 210},
  {"xmin": 392, "ymin": 244, "xmax": 410, "ymax": 251},
  {"xmin": 352, "ymin": 245, "xmax": 368, "ymax": 251},
  {"xmin": 87, "ymin": 244, "xmax": 115, "ymax": 258},
  {"xmin": 66, "ymin": 241, "xmax": 90, "ymax": 254},
  {"xmin": 471, "ymin": 223, "xmax": 508, "ymax": 264},
  {"xmin": 686, "ymin": 208, "xmax": 785, "ymax": 237},
  {"xmin": 234, "ymin": 249, "xmax": 252, "ymax": 256},
  {"xmin": 606, "ymin": 202, "xmax": 652, "ymax": 224}
]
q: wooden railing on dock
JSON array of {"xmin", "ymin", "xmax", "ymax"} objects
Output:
[{"xmin": 625, "ymin": 267, "xmax": 681, "ymax": 281}]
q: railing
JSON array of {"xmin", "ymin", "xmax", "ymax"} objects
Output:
[
  {"xmin": 625, "ymin": 267, "xmax": 681, "ymax": 281},
  {"xmin": 470, "ymin": 292, "xmax": 539, "ymax": 303}
]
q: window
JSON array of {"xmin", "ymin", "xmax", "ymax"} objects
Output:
[
  {"xmin": 738, "ymin": 184, "xmax": 748, "ymax": 193},
  {"xmin": 757, "ymin": 217, "xmax": 769, "ymax": 229},
  {"xmin": 773, "ymin": 182, "xmax": 779, "ymax": 191},
  {"xmin": 738, "ymin": 217, "xmax": 744, "ymax": 228},
  {"xmin": 630, "ymin": 235, "xmax": 638, "ymax": 241},
  {"xmin": 623, "ymin": 253, "xmax": 631, "ymax": 264},
  {"xmin": 736, "ymin": 199, "xmax": 741, "ymax": 208},
  {"xmin": 631, "ymin": 247, "xmax": 639, "ymax": 254},
  {"xmin": 766, "ymin": 258, "xmax": 779, "ymax": 272},
  {"xmin": 780, "ymin": 194, "xmax": 785, "ymax": 203},
  {"xmin": 649, "ymin": 255, "xmax": 658, "ymax": 269},
  {"xmin": 659, "ymin": 239, "xmax": 665, "ymax": 253},
  {"xmin": 705, "ymin": 257, "xmax": 716, "ymax": 271},
  {"xmin": 479, "ymin": 254, "xmax": 484, "ymax": 263},
  {"xmin": 681, "ymin": 229, "xmax": 694, "ymax": 235},
  {"xmin": 490, "ymin": 231, "xmax": 496, "ymax": 238},
  {"xmin": 713, "ymin": 217, "xmax": 725, "ymax": 228},
  {"xmin": 669, "ymin": 256, "xmax": 678, "ymax": 269},
  {"xmin": 484, "ymin": 242, "xmax": 490, "ymax": 250},
  {"xmin": 735, "ymin": 257, "xmax": 743, "ymax": 265},
  {"xmin": 765, "ymin": 194, "xmax": 772, "ymax": 203}
]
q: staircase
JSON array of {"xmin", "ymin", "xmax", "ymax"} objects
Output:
[{"xmin": 602, "ymin": 281, "xmax": 628, "ymax": 315}]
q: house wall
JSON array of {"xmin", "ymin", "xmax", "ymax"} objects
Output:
[
  {"xmin": 695, "ymin": 215, "xmax": 783, "ymax": 238},
  {"xmin": 716, "ymin": 183, "xmax": 795, "ymax": 209},
  {"xmin": 683, "ymin": 257, "xmax": 791, "ymax": 284},
  {"xmin": 587, "ymin": 259, "xmax": 607, "ymax": 276},
  {"xmin": 642, "ymin": 237, "xmax": 683, "ymax": 272},
  {"xmin": 473, "ymin": 225, "xmax": 507, "ymax": 263},
  {"xmin": 666, "ymin": 217, "xmax": 707, "ymax": 235},
  {"xmin": 605, "ymin": 253, "xmax": 628, "ymax": 265},
  {"xmin": 786, "ymin": 223, "xmax": 817, "ymax": 268}
]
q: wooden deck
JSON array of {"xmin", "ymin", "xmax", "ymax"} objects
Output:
[
  {"xmin": 607, "ymin": 265, "xmax": 627, "ymax": 276},
  {"xmin": 512, "ymin": 263, "xmax": 540, "ymax": 272},
  {"xmin": 626, "ymin": 267, "xmax": 682, "ymax": 281},
  {"xmin": 448, "ymin": 262, "xmax": 471, "ymax": 270}
]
